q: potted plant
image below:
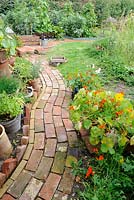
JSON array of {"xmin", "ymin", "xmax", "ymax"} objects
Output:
[
  {"xmin": 28, "ymin": 62, "xmax": 42, "ymax": 92},
  {"xmin": 0, "ymin": 76, "xmax": 21, "ymax": 94},
  {"xmin": 0, "ymin": 18, "xmax": 17, "ymax": 77},
  {"xmin": 0, "ymin": 124, "xmax": 12, "ymax": 159},
  {"xmin": 70, "ymin": 88, "xmax": 134, "ymax": 154},
  {"xmin": 0, "ymin": 92, "xmax": 24, "ymax": 134}
]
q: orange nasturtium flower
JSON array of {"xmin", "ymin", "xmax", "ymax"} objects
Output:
[
  {"xmin": 93, "ymin": 147, "xmax": 99, "ymax": 153},
  {"xmin": 96, "ymin": 155, "xmax": 104, "ymax": 161},
  {"xmin": 85, "ymin": 167, "xmax": 95, "ymax": 178},
  {"xmin": 69, "ymin": 105, "xmax": 75, "ymax": 111},
  {"xmin": 116, "ymin": 110, "xmax": 123, "ymax": 116},
  {"xmin": 99, "ymin": 124, "xmax": 106, "ymax": 129}
]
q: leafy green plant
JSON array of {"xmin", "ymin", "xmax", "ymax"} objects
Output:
[
  {"xmin": 0, "ymin": 76, "xmax": 21, "ymax": 94},
  {"xmin": 31, "ymin": 62, "xmax": 42, "ymax": 79},
  {"xmin": 0, "ymin": 92, "xmax": 24, "ymax": 120},
  {"xmin": 70, "ymin": 89, "xmax": 134, "ymax": 154},
  {"xmin": 13, "ymin": 57, "xmax": 33, "ymax": 83},
  {"xmin": 0, "ymin": 18, "xmax": 17, "ymax": 56}
]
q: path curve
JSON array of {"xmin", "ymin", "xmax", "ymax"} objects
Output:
[{"xmin": 0, "ymin": 57, "xmax": 78, "ymax": 200}]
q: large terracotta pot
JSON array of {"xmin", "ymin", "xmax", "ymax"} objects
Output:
[
  {"xmin": 79, "ymin": 128, "xmax": 100, "ymax": 154},
  {"xmin": 0, "ymin": 59, "xmax": 12, "ymax": 78},
  {"xmin": 0, "ymin": 49, "xmax": 7, "ymax": 63},
  {"xmin": 0, "ymin": 124, "xmax": 13, "ymax": 159}
]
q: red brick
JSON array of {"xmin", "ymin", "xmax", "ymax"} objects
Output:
[
  {"xmin": 59, "ymin": 85, "xmax": 65, "ymax": 90},
  {"xmin": 39, "ymin": 173, "xmax": 61, "ymax": 200},
  {"xmin": 58, "ymin": 91, "xmax": 65, "ymax": 98},
  {"xmin": 23, "ymin": 117, "xmax": 29, "ymax": 125},
  {"xmin": 56, "ymin": 127, "xmax": 67, "ymax": 142},
  {"xmin": 41, "ymin": 93, "xmax": 50, "ymax": 101},
  {"xmin": 2, "ymin": 158, "xmax": 17, "ymax": 177},
  {"xmin": 44, "ymin": 103, "xmax": 53, "ymax": 113},
  {"xmin": 45, "ymin": 124, "xmax": 56, "ymax": 138},
  {"xmin": 55, "ymin": 98, "xmax": 63, "ymax": 106},
  {"xmin": 34, "ymin": 133, "xmax": 45, "ymax": 150},
  {"xmin": 62, "ymin": 108, "xmax": 69, "ymax": 119},
  {"xmin": 16, "ymin": 145, "xmax": 27, "ymax": 163},
  {"xmin": 53, "ymin": 106, "xmax": 62, "ymax": 116},
  {"xmin": 53, "ymin": 82, "xmax": 59, "ymax": 89},
  {"xmin": 1, "ymin": 194, "xmax": 15, "ymax": 200},
  {"xmin": 26, "ymin": 150, "xmax": 43, "ymax": 172},
  {"xmin": 53, "ymin": 116, "xmax": 63, "ymax": 127},
  {"xmin": 62, "ymin": 99, "xmax": 70, "ymax": 108},
  {"xmin": 35, "ymin": 109, "xmax": 43, "ymax": 119},
  {"xmin": 21, "ymin": 136, "xmax": 29, "ymax": 145},
  {"xmin": 45, "ymin": 87, "xmax": 52, "ymax": 94},
  {"xmin": 0, "ymin": 172, "xmax": 6, "ymax": 188},
  {"xmin": 44, "ymin": 139, "xmax": 57, "ymax": 157},
  {"xmin": 35, "ymin": 119, "xmax": 44, "ymax": 132},
  {"xmin": 63, "ymin": 119, "xmax": 75, "ymax": 131},
  {"xmin": 48, "ymin": 95, "xmax": 57, "ymax": 104},
  {"xmin": 44, "ymin": 113, "xmax": 53, "ymax": 124},
  {"xmin": 22, "ymin": 125, "xmax": 29, "ymax": 136}
]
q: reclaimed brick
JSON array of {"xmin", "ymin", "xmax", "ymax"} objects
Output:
[
  {"xmin": 56, "ymin": 143, "xmax": 68, "ymax": 152},
  {"xmin": 29, "ymin": 130, "xmax": 35, "ymax": 144},
  {"xmin": 8, "ymin": 170, "xmax": 32, "ymax": 198},
  {"xmin": 0, "ymin": 179, "xmax": 13, "ymax": 198},
  {"xmin": 23, "ymin": 144, "xmax": 33, "ymax": 160},
  {"xmin": 53, "ymin": 106, "xmax": 62, "ymax": 116},
  {"xmin": 37, "ymin": 100, "xmax": 46, "ymax": 109},
  {"xmin": 0, "ymin": 173, "xmax": 6, "ymax": 188},
  {"xmin": 67, "ymin": 132, "xmax": 78, "ymax": 147},
  {"xmin": 30, "ymin": 119, "xmax": 34, "ymax": 130},
  {"xmin": 44, "ymin": 139, "xmax": 57, "ymax": 157},
  {"xmin": 63, "ymin": 119, "xmax": 75, "ymax": 131},
  {"xmin": 53, "ymin": 191, "xmax": 68, "ymax": 200},
  {"xmin": 35, "ymin": 157, "xmax": 53, "ymax": 180},
  {"xmin": 35, "ymin": 109, "xmax": 43, "ymax": 119},
  {"xmin": 48, "ymin": 95, "xmax": 57, "ymax": 104},
  {"xmin": 54, "ymin": 98, "xmax": 63, "ymax": 106},
  {"xmin": 56, "ymin": 127, "xmax": 67, "ymax": 142},
  {"xmin": 44, "ymin": 113, "xmax": 53, "ymax": 124},
  {"xmin": 1, "ymin": 194, "xmax": 15, "ymax": 200},
  {"xmin": 45, "ymin": 124, "xmax": 56, "ymax": 138},
  {"xmin": 62, "ymin": 108, "xmax": 69, "ymax": 119},
  {"xmin": 19, "ymin": 178, "xmax": 43, "ymax": 200},
  {"xmin": 39, "ymin": 173, "xmax": 61, "ymax": 200},
  {"xmin": 58, "ymin": 168, "xmax": 75, "ymax": 194},
  {"xmin": 16, "ymin": 145, "xmax": 27, "ymax": 163},
  {"xmin": 34, "ymin": 132, "xmax": 45, "ymax": 150},
  {"xmin": 41, "ymin": 93, "xmax": 50, "ymax": 101},
  {"xmin": 35, "ymin": 119, "xmax": 44, "ymax": 132},
  {"xmin": 11, "ymin": 160, "xmax": 27, "ymax": 180},
  {"xmin": 26, "ymin": 150, "xmax": 43, "ymax": 172},
  {"xmin": 2, "ymin": 158, "xmax": 17, "ymax": 177},
  {"xmin": 53, "ymin": 116, "xmax": 63, "ymax": 127},
  {"xmin": 22, "ymin": 125, "xmax": 30, "ymax": 136},
  {"xmin": 21, "ymin": 136, "xmax": 29, "ymax": 145},
  {"xmin": 51, "ymin": 152, "xmax": 66, "ymax": 174},
  {"xmin": 44, "ymin": 103, "xmax": 53, "ymax": 113}
]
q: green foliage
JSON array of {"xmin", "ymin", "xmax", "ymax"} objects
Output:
[
  {"xmin": 0, "ymin": 92, "xmax": 24, "ymax": 120},
  {"xmin": 73, "ymin": 154, "xmax": 134, "ymax": 200},
  {"xmin": 0, "ymin": 0, "xmax": 14, "ymax": 15},
  {"xmin": 13, "ymin": 57, "xmax": 33, "ymax": 82},
  {"xmin": 0, "ymin": 76, "xmax": 21, "ymax": 94},
  {"xmin": 0, "ymin": 18, "xmax": 17, "ymax": 56},
  {"xmin": 31, "ymin": 62, "xmax": 42, "ymax": 79}
]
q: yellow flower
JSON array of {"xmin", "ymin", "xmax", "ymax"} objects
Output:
[
  {"xmin": 119, "ymin": 156, "xmax": 124, "ymax": 164},
  {"xmin": 115, "ymin": 92, "xmax": 124, "ymax": 101}
]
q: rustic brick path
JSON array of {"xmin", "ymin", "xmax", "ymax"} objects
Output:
[{"xmin": 0, "ymin": 57, "xmax": 79, "ymax": 200}]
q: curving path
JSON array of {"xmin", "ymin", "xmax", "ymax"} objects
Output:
[{"xmin": 0, "ymin": 57, "xmax": 79, "ymax": 200}]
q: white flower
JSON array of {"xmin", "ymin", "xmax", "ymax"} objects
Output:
[{"xmin": 95, "ymin": 68, "xmax": 101, "ymax": 74}]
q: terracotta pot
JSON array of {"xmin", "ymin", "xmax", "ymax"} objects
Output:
[
  {"xmin": 0, "ymin": 124, "xmax": 13, "ymax": 159},
  {"xmin": 79, "ymin": 128, "xmax": 100, "ymax": 154},
  {"xmin": 9, "ymin": 56, "xmax": 16, "ymax": 67},
  {"xmin": 0, "ymin": 59, "xmax": 12, "ymax": 78},
  {"xmin": 29, "ymin": 79, "xmax": 40, "ymax": 92},
  {"xmin": 0, "ymin": 49, "xmax": 7, "ymax": 63}
]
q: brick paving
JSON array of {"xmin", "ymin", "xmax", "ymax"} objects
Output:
[{"xmin": 0, "ymin": 51, "xmax": 79, "ymax": 199}]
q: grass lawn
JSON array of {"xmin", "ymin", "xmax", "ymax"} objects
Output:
[
  {"xmin": 46, "ymin": 41, "xmax": 98, "ymax": 77},
  {"xmin": 46, "ymin": 40, "xmax": 134, "ymax": 99}
]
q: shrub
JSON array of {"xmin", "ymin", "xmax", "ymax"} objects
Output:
[{"xmin": 70, "ymin": 88, "xmax": 134, "ymax": 154}]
